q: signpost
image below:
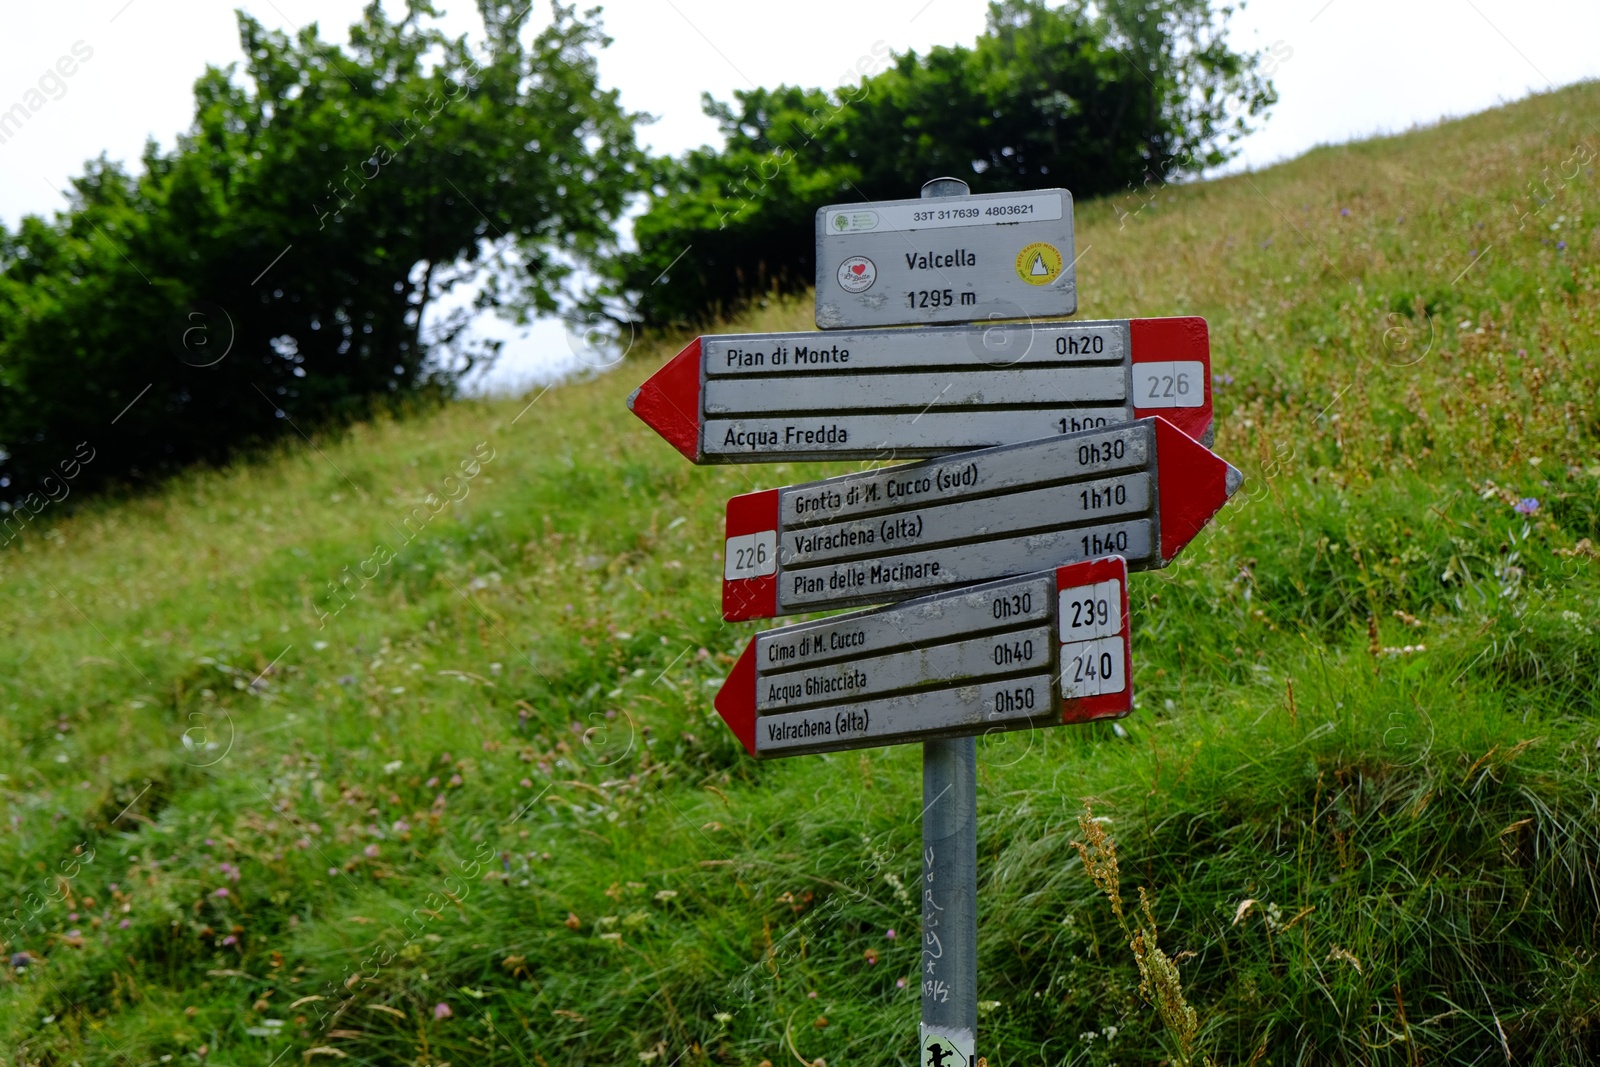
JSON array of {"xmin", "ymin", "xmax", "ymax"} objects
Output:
[
  {"xmin": 813, "ymin": 187, "xmax": 1078, "ymax": 329},
  {"xmin": 713, "ymin": 558, "xmax": 1132, "ymax": 759},
  {"xmin": 625, "ymin": 315, "xmax": 1214, "ymax": 464},
  {"xmin": 625, "ymin": 176, "xmax": 1244, "ymax": 1067},
  {"xmin": 721, "ymin": 417, "xmax": 1240, "ymax": 621}
]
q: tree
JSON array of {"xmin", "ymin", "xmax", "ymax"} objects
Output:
[
  {"xmin": 617, "ymin": 0, "xmax": 1275, "ymax": 327},
  {"xmin": 0, "ymin": 1, "xmax": 644, "ymax": 513}
]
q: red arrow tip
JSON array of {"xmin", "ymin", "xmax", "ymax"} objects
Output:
[
  {"xmin": 1131, "ymin": 316, "xmax": 1213, "ymax": 446},
  {"xmin": 627, "ymin": 337, "xmax": 702, "ymax": 462},
  {"xmin": 713, "ymin": 640, "xmax": 758, "ymax": 757},
  {"xmin": 1154, "ymin": 416, "xmax": 1242, "ymax": 563}
]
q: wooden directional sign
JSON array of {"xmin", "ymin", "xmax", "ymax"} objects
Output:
[
  {"xmin": 713, "ymin": 558, "xmax": 1132, "ymax": 759},
  {"xmin": 626, "ymin": 316, "xmax": 1213, "ymax": 465},
  {"xmin": 721, "ymin": 417, "xmax": 1240, "ymax": 621},
  {"xmin": 814, "ymin": 189, "xmax": 1077, "ymax": 329}
]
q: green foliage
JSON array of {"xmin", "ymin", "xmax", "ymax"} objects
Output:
[
  {"xmin": 0, "ymin": 1, "xmax": 644, "ymax": 506},
  {"xmin": 620, "ymin": 0, "xmax": 1276, "ymax": 326}
]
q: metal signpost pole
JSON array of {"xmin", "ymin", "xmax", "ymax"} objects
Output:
[{"xmin": 917, "ymin": 176, "xmax": 979, "ymax": 1067}]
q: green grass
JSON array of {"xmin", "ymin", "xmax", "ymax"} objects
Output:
[{"xmin": 2, "ymin": 82, "xmax": 1599, "ymax": 1065}]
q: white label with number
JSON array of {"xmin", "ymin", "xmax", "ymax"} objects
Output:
[
  {"xmin": 1134, "ymin": 360, "xmax": 1205, "ymax": 409},
  {"xmin": 724, "ymin": 531, "xmax": 777, "ymax": 581},
  {"xmin": 1057, "ymin": 580, "xmax": 1122, "ymax": 642},
  {"xmin": 1060, "ymin": 637, "xmax": 1127, "ymax": 698}
]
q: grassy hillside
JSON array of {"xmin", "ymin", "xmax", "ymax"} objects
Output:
[{"xmin": 2, "ymin": 82, "xmax": 1598, "ymax": 1065}]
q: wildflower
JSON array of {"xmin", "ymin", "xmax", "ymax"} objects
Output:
[
  {"xmin": 221, "ymin": 934, "xmax": 237, "ymax": 946},
  {"xmin": 212, "ymin": 888, "xmax": 229, "ymax": 898},
  {"xmin": 864, "ymin": 948, "xmax": 878, "ymax": 965},
  {"xmin": 1514, "ymin": 497, "xmax": 1540, "ymax": 515},
  {"xmin": 433, "ymin": 1002, "xmax": 453, "ymax": 1020},
  {"xmin": 68, "ymin": 913, "xmax": 78, "ymax": 922},
  {"xmin": 327, "ymin": 867, "xmax": 339, "ymax": 876},
  {"xmin": 807, "ymin": 990, "xmax": 818, "ymax": 999},
  {"xmin": 896, "ymin": 977, "xmax": 907, "ymax": 989},
  {"xmin": 1339, "ymin": 208, "xmax": 1350, "ymax": 216},
  {"xmin": 425, "ymin": 776, "xmax": 439, "ymax": 788},
  {"xmin": 447, "ymin": 774, "xmax": 462, "ymax": 788},
  {"xmin": 885, "ymin": 928, "xmax": 896, "ymax": 940},
  {"xmin": 364, "ymin": 844, "xmax": 380, "ymax": 858},
  {"xmin": 118, "ymin": 919, "xmax": 131, "ymax": 929},
  {"xmin": 1557, "ymin": 241, "xmax": 1568, "ymax": 251},
  {"xmin": 392, "ymin": 819, "xmax": 410, "ymax": 833}
]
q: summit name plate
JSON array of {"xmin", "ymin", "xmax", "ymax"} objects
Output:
[{"xmin": 815, "ymin": 188, "xmax": 1077, "ymax": 329}]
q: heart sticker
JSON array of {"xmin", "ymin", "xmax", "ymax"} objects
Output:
[{"xmin": 836, "ymin": 256, "xmax": 876, "ymax": 294}]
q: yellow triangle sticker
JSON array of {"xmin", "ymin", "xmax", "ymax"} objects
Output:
[{"xmin": 1015, "ymin": 242, "xmax": 1063, "ymax": 285}]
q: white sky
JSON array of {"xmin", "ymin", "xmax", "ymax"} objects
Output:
[{"xmin": 2, "ymin": 1, "xmax": 1597, "ymax": 390}]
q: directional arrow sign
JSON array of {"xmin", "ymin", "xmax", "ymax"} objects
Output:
[
  {"xmin": 714, "ymin": 558, "xmax": 1132, "ymax": 759},
  {"xmin": 814, "ymin": 188, "xmax": 1077, "ymax": 329},
  {"xmin": 721, "ymin": 416, "xmax": 1240, "ymax": 621},
  {"xmin": 626, "ymin": 316, "xmax": 1213, "ymax": 464}
]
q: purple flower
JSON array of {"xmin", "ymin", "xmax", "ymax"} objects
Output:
[
  {"xmin": 221, "ymin": 934, "xmax": 237, "ymax": 946},
  {"xmin": 327, "ymin": 867, "xmax": 339, "ymax": 876},
  {"xmin": 211, "ymin": 888, "xmax": 229, "ymax": 898},
  {"xmin": 1514, "ymin": 497, "xmax": 1540, "ymax": 515},
  {"xmin": 364, "ymin": 844, "xmax": 381, "ymax": 858},
  {"xmin": 118, "ymin": 919, "xmax": 131, "ymax": 929},
  {"xmin": 885, "ymin": 929, "xmax": 897, "ymax": 940},
  {"xmin": 1340, "ymin": 208, "xmax": 1350, "ymax": 217},
  {"xmin": 896, "ymin": 977, "xmax": 907, "ymax": 989},
  {"xmin": 1557, "ymin": 241, "xmax": 1568, "ymax": 251},
  {"xmin": 433, "ymin": 1002, "xmax": 453, "ymax": 1020},
  {"xmin": 68, "ymin": 913, "xmax": 78, "ymax": 922}
]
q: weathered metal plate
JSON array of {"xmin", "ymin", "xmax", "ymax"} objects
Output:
[
  {"xmin": 814, "ymin": 189, "xmax": 1077, "ymax": 329},
  {"xmin": 722, "ymin": 417, "xmax": 1241, "ymax": 621},
  {"xmin": 626, "ymin": 317, "xmax": 1215, "ymax": 461},
  {"xmin": 714, "ymin": 559, "xmax": 1134, "ymax": 758}
]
